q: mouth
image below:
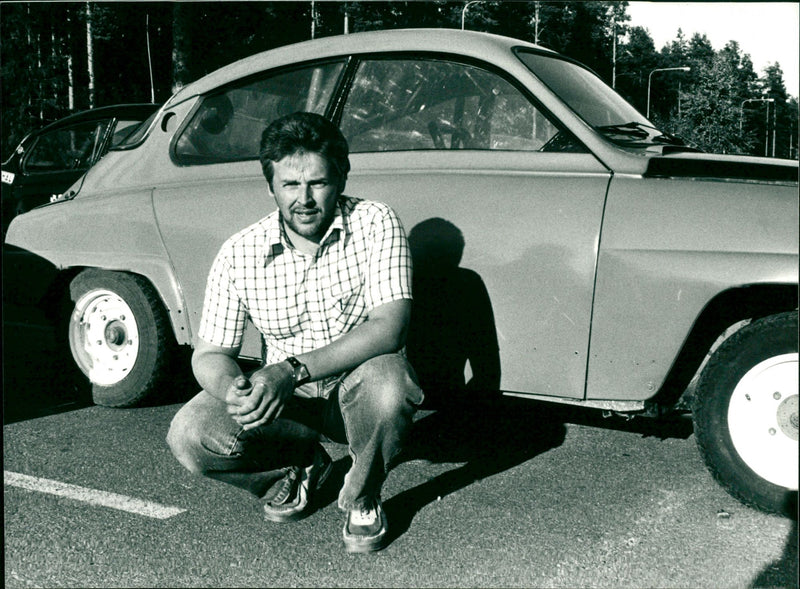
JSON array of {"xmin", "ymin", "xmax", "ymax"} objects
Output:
[{"xmin": 292, "ymin": 208, "xmax": 320, "ymax": 222}]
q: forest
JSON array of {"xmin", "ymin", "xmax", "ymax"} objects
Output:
[{"xmin": 1, "ymin": 1, "xmax": 797, "ymax": 160}]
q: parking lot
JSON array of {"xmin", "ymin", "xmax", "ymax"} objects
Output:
[{"xmin": 4, "ymin": 304, "xmax": 797, "ymax": 588}]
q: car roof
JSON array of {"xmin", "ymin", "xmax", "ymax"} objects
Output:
[
  {"xmin": 167, "ymin": 28, "xmax": 551, "ymax": 106},
  {"xmin": 34, "ymin": 103, "xmax": 160, "ymax": 134}
]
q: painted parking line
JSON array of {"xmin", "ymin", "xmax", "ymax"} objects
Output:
[{"xmin": 4, "ymin": 471, "xmax": 187, "ymax": 520}]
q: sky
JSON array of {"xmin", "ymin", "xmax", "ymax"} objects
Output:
[{"xmin": 626, "ymin": 2, "xmax": 799, "ymax": 98}]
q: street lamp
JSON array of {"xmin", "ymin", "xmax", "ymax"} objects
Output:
[
  {"xmin": 739, "ymin": 98, "xmax": 774, "ymax": 131},
  {"xmin": 461, "ymin": 0, "xmax": 484, "ymax": 30},
  {"xmin": 647, "ymin": 66, "xmax": 690, "ymax": 119},
  {"xmin": 739, "ymin": 98, "xmax": 774, "ymax": 156}
]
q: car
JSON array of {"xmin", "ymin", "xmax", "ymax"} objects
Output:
[
  {"xmin": 1, "ymin": 103, "xmax": 160, "ymax": 235},
  {"xmin": 5, "ymin": 29, "xmax": 797, "ymax": 516}
]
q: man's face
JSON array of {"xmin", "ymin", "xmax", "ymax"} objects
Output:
[{"xmin": 269, "ymin": 151, "xmax": 342, "ymax": 245}]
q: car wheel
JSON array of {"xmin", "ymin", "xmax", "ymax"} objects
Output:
[
  {"xmin": 692, "ymin": 311, "xmax": 798, "ymax": 517},
  {"xmin": 68, "ymin": 269, "xmax": 177, "ymax": 407}
]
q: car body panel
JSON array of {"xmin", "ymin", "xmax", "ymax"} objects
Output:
[
  {"xmin": 6, "ymin": 188, "xmax": 191, "ymax": 344},
  {"xmin": 587, "ymin": 176, "xmax": 799, "ymax": 400}
]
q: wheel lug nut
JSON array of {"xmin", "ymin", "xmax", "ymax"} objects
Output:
[
  {"xmin": 773, "ymin": 392, "xmax": 781, "ymax": 400},
  {"xmin": 768, "ymin": 428, "xmax": 777, "ymax": 436},
  {"xmin": 101, "ymin": 315, "xmax": 106, "ymax": 321}
]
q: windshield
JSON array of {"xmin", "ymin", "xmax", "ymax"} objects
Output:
[{"xmin": 517, "ymin": 50, "xmax": 675, "ymax": 148}]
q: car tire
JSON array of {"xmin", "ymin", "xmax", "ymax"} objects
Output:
[
  {"xmin": 68, "ymin": 269, "xmax": 177, "ymax": 408},
  {"xmin": 692, "ymin": 311, "xmax": 798, "ymax": 517}
]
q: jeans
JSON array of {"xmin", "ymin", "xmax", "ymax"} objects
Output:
[{"xmin": 167, "ymin": 353, "xmax": 424, "ymax": 511}]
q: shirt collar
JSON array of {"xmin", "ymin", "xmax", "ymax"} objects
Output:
[{"xmin": 260, "ymin": 197, "xmax": 348, "ymax": 264}]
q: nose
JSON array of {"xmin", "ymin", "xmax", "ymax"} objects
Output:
[{"xmin": 298, "ymin": 183, "xmax": 315, "ymax": 205}]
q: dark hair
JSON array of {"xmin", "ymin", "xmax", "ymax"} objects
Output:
[{"xmin": 259, "ymin": 112, "xmax": 350, "ymax": 190}]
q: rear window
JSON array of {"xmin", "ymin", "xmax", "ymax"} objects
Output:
[{"xmin": 174, "ymin": 61, "xmax": 346, "ymax": 165}]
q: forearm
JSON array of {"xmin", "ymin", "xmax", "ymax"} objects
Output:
[
  {"xmin": 192, "ymin": 345, "xmax": 244, "ymax": 402},
  {"xmin": 295, "ymin": 299, "xmax": 410, "ymax": 382}
]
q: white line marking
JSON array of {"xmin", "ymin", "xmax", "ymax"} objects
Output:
[{"xmin": 4, "ymin": 471, "xmax": 187, "ymax": 520}]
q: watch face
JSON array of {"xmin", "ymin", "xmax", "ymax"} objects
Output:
[{"xmin": 296, "ymin": 364, "xmax": 310, "ymax": 384}]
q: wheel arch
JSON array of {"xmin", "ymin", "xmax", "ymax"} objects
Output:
[
  {"xmin": 648, "ymin": 283, "xmax": 799, "ymax": 411},
  {"xmin": 41, "ymin": 260, "xmax": 193, "ymax": 347}
]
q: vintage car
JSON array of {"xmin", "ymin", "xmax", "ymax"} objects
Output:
[
  {"xmin": 1, "ymin": 103, "xmax": 159, "ymax": 235},
  {"xmin": 5, "ymin": 29, "xmax": 797, "ymax": 516}
]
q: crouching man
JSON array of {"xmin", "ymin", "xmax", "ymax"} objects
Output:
[{"xmin": 167, "ymin": 112, "xmax": 423, "ymax": 553}]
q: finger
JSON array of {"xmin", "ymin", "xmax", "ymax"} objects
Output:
[
  {"xmin": 233, "ymin": 375, "xmax": 251, "ymax": 394},
  {"xmin": 236, "ymin": 389, "xmax": 271, "ymax": 425}
]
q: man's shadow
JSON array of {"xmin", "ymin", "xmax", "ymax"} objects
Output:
[
  {"xmin": 376, "ymin": 218, "xmax": 567, "ymax": 542},
  {"xmin": 383, "ymin": 397, "xmax": 567, "ymax": 542},
  {"xmin": 405, "ymin": 217, "xmax": 501, "ymax": 409}
]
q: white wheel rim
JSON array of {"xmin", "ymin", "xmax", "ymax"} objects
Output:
[
  {"xmin": 69, "ymin": 289, "xmax": 139, "ymax": 386},
  {"xmin": 727, "ymin": 353, "xmax": 798, "ymax": 489}
]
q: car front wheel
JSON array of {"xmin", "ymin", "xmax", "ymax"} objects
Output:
[
  {"xmin": 68, "ymin": 269, "xmax": 177, "ymax": 407},
  {"xmin": 692, "ymin": 311, "xmax": 798, "ymax": 517}
]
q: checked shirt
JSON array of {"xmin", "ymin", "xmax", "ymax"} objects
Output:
[{"xmin": 198, "ymin": 195, "xmax": 413, "ymax": 366}]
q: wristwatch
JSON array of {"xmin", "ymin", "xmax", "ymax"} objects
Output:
[{"xmin": 285, "ymin": 356, "xmax": 311, "ymax": 387}]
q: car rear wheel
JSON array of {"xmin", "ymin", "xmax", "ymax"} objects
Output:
[
  {"xmin": 692, "ymin": 311, "xmax": 798, "ymax": 517},
  {"xmin": 68, "ymin": 269, "xmax": 177, "ymax": 407}
]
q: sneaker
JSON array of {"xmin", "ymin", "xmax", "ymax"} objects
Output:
[
  {"xmin": 342, "ymin": 497, "xmax": 388, "ymax": 553},
  {"xmin": 263, "ymin": 445, "xmax": 332, "ymax": 523}
]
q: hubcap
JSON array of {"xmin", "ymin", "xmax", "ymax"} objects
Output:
[
  {"xmin": 69, "ymin": 289, "xmax": 139, "ymax": 386},
  {"xmin": 727, "ymin": 353, "xmax": 798, "ymax": 489}
]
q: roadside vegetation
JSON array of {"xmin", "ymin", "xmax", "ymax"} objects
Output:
[{"xmin": 1, "ymin": 1, "xmax": 797, "ymax": 159}]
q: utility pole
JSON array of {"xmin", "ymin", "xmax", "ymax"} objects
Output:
[
  {"xmin": 86, "ymin": 2, "xmax": 95, "ymax": 108},
  {"xmin": 772, "ymin": 100, "xmax": 777, "ymax": 157},
  {"xmin": 612, "ymin": 17, "xmax": 616, "ymax": 89}
]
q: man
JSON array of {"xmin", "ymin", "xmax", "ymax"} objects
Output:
[{"xmin": 167, "ymin": 112, "xmax": 423, "ymax": 553}]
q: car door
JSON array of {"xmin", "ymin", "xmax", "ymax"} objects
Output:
[
  {"xmin": 336, "ymin": 55, "xmax": 611, "ymax": 399},
  {"xmin": 15, "ymin": 119, "xmax": 112, "ymax": 214},
  {"xmin": 152, "ymin": 60, "xmax": 348, "ymax": 358}
]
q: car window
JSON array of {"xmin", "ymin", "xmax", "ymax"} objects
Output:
[
  {"xmin": 340, "ymin": 58, "xmax": 562, "ymax": 152},
  {"xmin": 517, "ymin": 50, "xmax": 648, "ymax": 129},
  {"xmin": 174, "ymin": 61, "xmax": 346, "ymax": 164},
  {"xmin": 23, "ymin": 120, "xmax": 110, "ymax": 172},
  {"xmin": 110, "ymin": 118, "xmax": 147, "ymax": 147}
]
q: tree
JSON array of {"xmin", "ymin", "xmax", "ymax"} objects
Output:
[
  {"xmin": 670, "ymin": 47, "xmax": 753, "ymax": 154},
  {"xmin": 615, "ymin": 25, "xmax": 659, "ymax": 113}
]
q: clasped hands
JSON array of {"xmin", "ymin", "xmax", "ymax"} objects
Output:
[{"xmin": 225, "ymin": 361, "xmax": 295, "ymax": 431}]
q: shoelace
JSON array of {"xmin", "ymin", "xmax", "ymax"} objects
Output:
[{"xmin": 269, "ymin": 466, "xmax": 300, "ymax": 505}]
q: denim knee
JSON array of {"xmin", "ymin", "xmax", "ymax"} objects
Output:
[
  {"xmin": 341, "ymin": 353, "xmax": 424, "ymax": 419},
  {"xmin": 166, "ymin": 407, "xmax": 205, "ymax": 474}
]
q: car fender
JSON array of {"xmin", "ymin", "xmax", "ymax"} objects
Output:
[
  {"xmin": 5, "ymin": 189, "xmax": 192, "ymax": 346},
  {"xmin": 586, "ymin": 175, "xmax": 799, "ymax": 401}
]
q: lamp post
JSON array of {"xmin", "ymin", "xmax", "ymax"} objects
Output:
[
  {"xmin": 647, "ymin": 66, "xmax": 690, "ymax": 119},
  {"xmin": 739, "ymin": 98, "xmax": 774, "ymax": 156},
  {"xmin": 461, "ymin": 0, "xmax": 484, "ymax": 30}
]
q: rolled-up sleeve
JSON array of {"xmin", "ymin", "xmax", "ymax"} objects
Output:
[
  {"xmin": 364, "ymin": 204, "xmax": 413, "ymax": 312},
  {"xmin": 198, "ymin": 244, "xmax": 247, "ymax": 348}
]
